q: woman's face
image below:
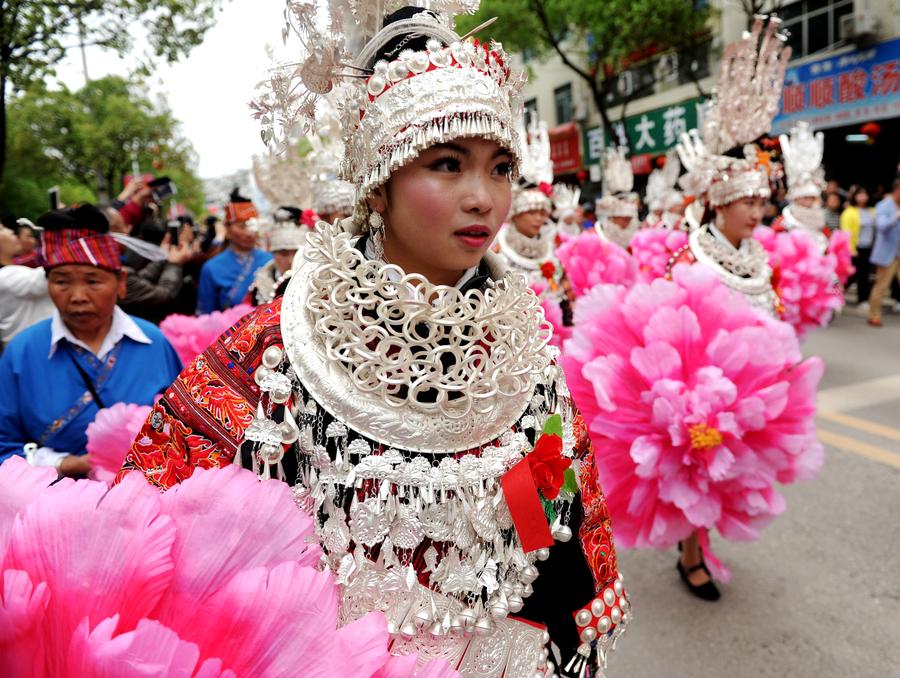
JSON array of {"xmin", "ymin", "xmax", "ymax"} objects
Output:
[
  {"xmin": 47, "ymin": 265, "xmax": 126, "ymax": 337},
  {"xmin": 854, "ymin": 190, "xmax": 869, "ymax": 207},
  {"xmin": 0, "ymin": 225, "xmax": 21, "ymax": 259},
  {"xmin": 793, "ymin": 195, "xmax": 818, "ymax": 208},
  {"xmin": 16, "ymin": 227, "xmax": 37, "ymax": 253},
  {"xmin": 512, "ymin": 209, "xmax": 549, "ymax": 238},
  {"xmin": 717, "ymin": 197, "xmax": 765, "ymax": 244},
  {"xmin": 369, "ymin": 137, "xmax": 513, "ymax": 286}
]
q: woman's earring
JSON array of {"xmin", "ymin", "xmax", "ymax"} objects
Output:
[{"xmin": 369, "ymin": 211, "xmax": 385, "ymax": 260}]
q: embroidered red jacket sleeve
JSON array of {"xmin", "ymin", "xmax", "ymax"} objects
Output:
[{"xmin": 116, "ymin": 300, "xmax": 285, "ymax": 490}]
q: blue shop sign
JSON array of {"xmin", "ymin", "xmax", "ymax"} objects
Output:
[{"xmin": 772, "ymin": 37, "xmax": 900, "ymax": 134}]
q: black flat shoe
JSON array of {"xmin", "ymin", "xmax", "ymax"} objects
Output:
[{"xmin": 677, "ymin": 559, "xmax": 721, "ymax": 601}]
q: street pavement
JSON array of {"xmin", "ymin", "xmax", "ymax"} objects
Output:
[{"xmin": 607, "ymin": 305, "xmax": 900, "ymax": 678}]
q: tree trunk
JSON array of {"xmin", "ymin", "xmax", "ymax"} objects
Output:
[{"xmin": 0, "ymin": 71, "xmax": 7, "ymax": 184}]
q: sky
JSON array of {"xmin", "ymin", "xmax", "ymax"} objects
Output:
[{"xmin": 53, "ymin": 0, "xmax": 287, "ymax": 179}]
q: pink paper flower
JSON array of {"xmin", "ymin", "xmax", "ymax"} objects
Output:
[
  {"xmin": 827, "ymin": 229, "xmax": 855, "ymax": 287},
  {"xmin": 629, "ymin": 227, "xmax": 688, "ymax": 281},
  {"xmin": 530, "ymin": 280, "xmax": 571, "ymax": 350},
  {"xmin": 561, "ymin": 265, "xmax": 823, "ymax": 560},
  {"xmin": 160, "ymin": 304, "xmax": 254, "ymax": 366},
  {"xmin": 86, "ymin": 403, "xmax": 153, "ymax": 483},
  {"xmin": 556, "ymin": 231, "xmax": 637, "ymax": 298},
  {"xmin": 755, "ymin": 226, "xmax": 844, "ymax": 338},
  {"xmin": 0, "ymin": 459, "xmax": 458, "ymax": 677}
]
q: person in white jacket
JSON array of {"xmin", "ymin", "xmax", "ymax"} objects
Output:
[{"xmin": 0, "ymin": 222, "xmax": 54, "ymax": 349}]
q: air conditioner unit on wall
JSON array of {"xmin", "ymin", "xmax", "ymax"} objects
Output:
[{"xmin": 840, "ymin": 12, "xmax": 879, "ymax": 46}]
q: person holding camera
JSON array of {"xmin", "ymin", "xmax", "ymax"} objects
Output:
[
  {"xmin": 196, "ymin": 189, "xmax": 271, "ymax": 314},
  {"xmin": 867, "ymin": 178, "xmax": 900, "ymax": 326}
]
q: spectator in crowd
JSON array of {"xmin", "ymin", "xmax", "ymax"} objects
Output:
[
  {"xmin": 762, "ymin": 200, "xmax": 779, "ymax": 226},
  {"xmin": 102, "ymin": 206, "xmax": 193, "ymax": 324},
  {"xmin": 823, "ymin": 192, "xmax": 843, "ymax": 233},
  {"xmin": 841, "ymin": 186, "xmax": 877, "ymax": 307},
  {"xmin": 867, "ymin": 179, "xmax": 900, "ymax": 327},
  {"xmin": 825, "ymin": 179, "xmax": 848, "ymax": 203},
  {"xmin": 0, "ymin": 221, "xmax": 54, "ymax": 349},
  {"xmin": 0, "ymin": 204, "xmax": 182, "ymax": 475},
  {"xmin": 196, "ymin": 189, "xmax": 271, "ymax": 314},
  {"xmin": 12, "ymin": 220, "xmax": 41, "ymax": 267},
  {"xmin": 581, "ymin": 202, "xmax": 596, "ymax": 229},
  {"xmin": 113, "ymin": 176, "xmax": 157, "ymax": 232}
]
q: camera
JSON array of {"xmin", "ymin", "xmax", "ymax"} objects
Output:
[{"xmin": 148, "ymin": 176, "xmax": 177, "ymax": 202}]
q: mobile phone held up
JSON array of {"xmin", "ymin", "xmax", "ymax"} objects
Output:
[
  {"xmin": 148, "ymin": 176, "xmax": 177, "ymax": 202},
  {"xmin": 48, "ymin": 186, "xmax": 60, "ymax": 211}
]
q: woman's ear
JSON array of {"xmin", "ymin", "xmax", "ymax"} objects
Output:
[{"xmin": 367, "ymin": 185, "xmax": 388, "ymax": 215}]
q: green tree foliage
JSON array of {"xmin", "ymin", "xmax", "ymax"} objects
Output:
[
  {"xmin": 0, "ymin": 0, "xmax": 228, "ymax": 180},
  {"xmin": 457, "ymin": 0, "xmax": 712, "ymax": 145},
  {"xmin": 1, "ymin": 76, "xmax": 204, "ymax": 218}
]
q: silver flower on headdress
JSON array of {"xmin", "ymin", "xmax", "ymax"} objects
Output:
[
  {"xmin": 779, "ymin": 121, "xmax": 825, "ymax": 201},
  {"xmin": 677, "ymin": 16, "xmax": 790, "ymax": 207},
  {"xmin": 251, "ymin": 1, "xmax": 525, "ymax": 226}
]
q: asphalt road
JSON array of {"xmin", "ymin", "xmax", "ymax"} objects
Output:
[{"xmin": 607, "ymin": 305, "xmax": 900, "ymax": 678}]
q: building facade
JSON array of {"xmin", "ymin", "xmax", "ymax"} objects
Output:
[{"xmin": 516, "ymin": 0, "xmax": 900, "ymax": 200}]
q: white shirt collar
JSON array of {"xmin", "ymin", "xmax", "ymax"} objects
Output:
[
  {"xmin": 49, "ymin": 306, "xmax": 151, "ymax": 359},
  {"xmin": 708, "ymin": 222, "xmax": 751, "ymax": 254}
]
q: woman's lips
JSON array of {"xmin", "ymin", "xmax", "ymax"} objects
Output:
[{"xmin": 453, "ymin": 226, "xmax": 490, "ymax": 248}]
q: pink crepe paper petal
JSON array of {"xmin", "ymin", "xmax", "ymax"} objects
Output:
[
  {"xmin": 4, "ymin": 473, "xmax": 175, "ymax": 675},
  {"xmin": 87, "ymin": 403, "xmax": 153, "ymax": 483},
  {"xmin": 153, "ymin": 464, "xmax": 320, "ymax": 628},
  {"xmin": 160, "ymin": 304, "xmax": 254, "ymax": 365},
  {"xmin": 66, "ymin": 615, "xmax": 234, "ymax": 678},
  {"xmin": 0, "ymin": 456, "xmax": 57, "ymax": 559},
  {"xmin": 630, "ymin": 227, "xmax": 688, "ymax": 281},
  {"xmin": 0, "ymin": 569, "xmax": 50, "ymax": 677},
  {"xmin": 179, "ymin": 560, "xmax": 390, "ymax": 677}
]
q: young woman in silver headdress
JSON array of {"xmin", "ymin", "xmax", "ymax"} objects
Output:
[{"xmin": 122, "ymin": 4, "xmax": 628, "ymax": 676}]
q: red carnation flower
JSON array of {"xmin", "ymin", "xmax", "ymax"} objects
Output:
[{"xmin": 528, "ymin": 433, "xmax": 570, "ymax": 500}]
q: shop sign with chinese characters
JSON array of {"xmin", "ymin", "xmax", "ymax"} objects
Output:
[
  {"xmin": 583, "ymin": 96, "xmax": 707, "ymax": 166},
  {"xmin": 772, "ymin": 38, "xmax": 900, "ymax": 134}
]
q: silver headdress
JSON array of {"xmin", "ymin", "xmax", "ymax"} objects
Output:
[
  {"xmin": 552, "ymin": 184, "xmax": 581, "ymax": 220},
  {"xmin": 510, "ymin": 111, "xmax": 554, "ymax": 218},
  {"xmin": 677, "ymin": 17, "xmax": 790, "ymax": 207},
  {"xmin": 645, "ymin": 150, "xmax": 683, "ymax": 213},
  {"xmin": 595, "ymin": 146, "xmax": 637, "ymax": 219},
  {"xmin": 251, "ymin": 1, "xmax": 525, "ymax": 225},
  {"xmin": 779, "ymin": 121, "xmax": 825, "ymax": 201}
]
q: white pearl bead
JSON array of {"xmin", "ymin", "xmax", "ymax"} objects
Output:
[
  {"xmin": 610, "ymin": 606, "xmax": 622, "ymax": 624},
  {"xmin": 597, "ymin": 616, "xmax": 611, "ymax": 633},
  {"xmin": 262, "ymin": 345, "xmax": 283, "ymax": 368},
  {"xmin": 591, "ymin": 599, "xmax": 605, "ymax": 617},
  {"xmin": 603, "ymin": 588, "xmax": 616, "ymax": 607},
  {"xmin": 575, "ymin": 609, "xmax": 592, "ymax": 627},
  {"xmin": 580, "ymin": 626, "xmax": 597, "ymax": 643}
]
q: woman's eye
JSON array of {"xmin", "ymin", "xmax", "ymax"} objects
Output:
[
  {"xmin": 493, "ymin": 161, "xmax": 513, "ymax": 177},
  {"xmin": 430, "ymin": 156, "xmax": 462, "ymax": 172}
]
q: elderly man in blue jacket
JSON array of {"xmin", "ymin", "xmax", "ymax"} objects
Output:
[{"xmin": 868, "ymin": 179, "xmax": 900, "ymax": 326}]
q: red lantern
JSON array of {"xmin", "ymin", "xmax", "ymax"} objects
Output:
[
  {"xmin": 861, "ymin": 121, "xmax": 882, "ymax": 137},
  {"xmin": 655, "ymin": 155, "xmax": 666, "ymax": 168}
]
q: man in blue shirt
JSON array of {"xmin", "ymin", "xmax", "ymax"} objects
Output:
[
  {"xmin": 196, "ymin": 189, "xmax": 272, "ymax": 313},
  {"xmin": 0, "ymin": 204, "xmax": 182, "ymax": 475},
  {"xmin": 867, "ymin": 179, "xmax": 900, "ymax": 326}
]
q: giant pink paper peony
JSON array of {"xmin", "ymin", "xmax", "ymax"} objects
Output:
[
  {"xmin": 556, "ymin": 231, "xmax": 637, "ymax": 298},
  {"xmin": 86, "ymin": 403, "xmax": 153, "ymax": 483},
  {"xmin": 562, "ymin": 265, "xmax": 823, "ymax": 562},
  {"xmin": 754, "ymin": 226, "xmax": 844, "ymax": 338},
  {"xmin": 827, "ymin": 229, "xmax": 855, "ymax": 287},
  {"xmin": 160, "ymin": 304, "xmax": 254, "ymax": 366},
  {"xmin": 629, "ymin": 228, "xmax": 688, "ymax": 281},
  {"xmin": 0, "ymin": 458, "xmax": 458, "ymax": 677}
]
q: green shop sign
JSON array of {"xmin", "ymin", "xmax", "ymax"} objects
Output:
[{"xmin": 583, "ymin": 96, "xmax": 708, "ymax": 165}]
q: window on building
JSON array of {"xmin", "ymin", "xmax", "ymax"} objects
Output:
[
  {"xmin": 554, "ymin": 84, "xmax": 573, "ymax": 124},
  {"xmin": 781, "ymin": 0, "xmax": 854, "ymax": 59},
  {"xmin": 605, "ymin": 61, "xmax": 656, "ymax": 106},
  {"xmin": 524, "ymin": 98, "xmax": 539, "ymax": 122},
  {"xmin": 677, "ymin": 40, "xmax": 711, "ymax": 85}
]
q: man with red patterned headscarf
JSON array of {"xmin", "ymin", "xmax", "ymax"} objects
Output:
[
  {"xmin": 196, "ymin": 188, "xmax": 272, "ymax": 313},
  {"xmin": 0, "ymin": 204, "xmax": 182, "ymax": 476}
]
